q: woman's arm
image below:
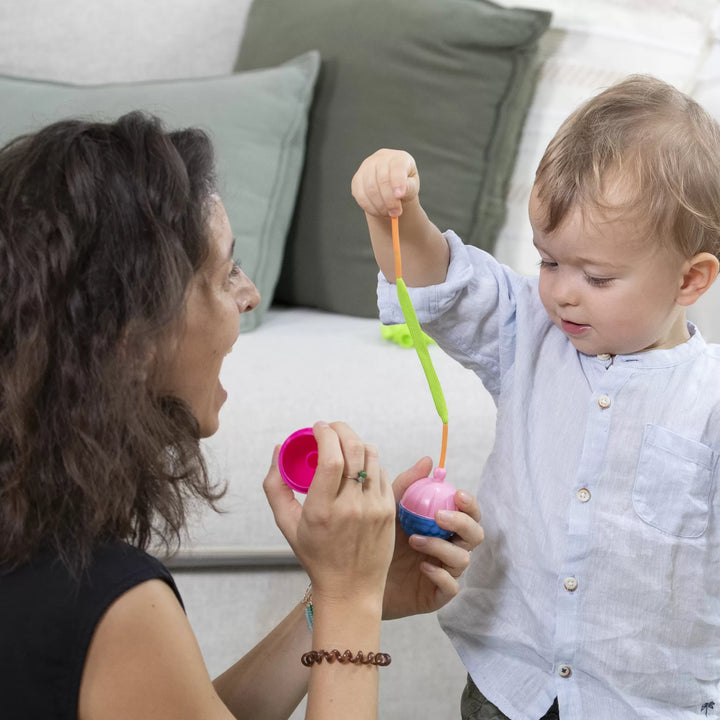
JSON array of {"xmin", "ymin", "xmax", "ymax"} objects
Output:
[
  {"xmin": 213, "ymin": 602, "xmax": 311, "ymax": 718},
  {"xmin": 79, "ymin": 426, "xmax": 481, "ymax": 720},
  {"xmin": 304, "ymin": 594, "xmax": 384, "ymax": 720},
  {"xmin": 264, "ymin": 422, "xmax": 396, "ymax": 720},
  {"xmin": 79, "ymin": 579, "xmax": 234, "ymax": 720},
  {"xmin": 79, "ymin": 579, "xmax": 312, "ymax": 720}
]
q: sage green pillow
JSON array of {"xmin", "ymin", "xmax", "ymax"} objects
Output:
[
  {"xmin": 0, "ymin": 50, "xmax": 320, "ymax": 331},
  {"xmin": 237, "ymin": 0, "xmax": 551, "ymax": 317}
]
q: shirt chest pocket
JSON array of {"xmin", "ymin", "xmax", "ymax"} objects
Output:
[{"xmin": 633, "ymin": 424, "xmax": 717, "ymax": 538}]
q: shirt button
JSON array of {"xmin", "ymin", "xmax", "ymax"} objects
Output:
[
  {"xmin": 564, "ymin": 577, "xmax": 578, "ymax": 592},
  {"xmin": 597, "ymin": 395, "xmax": 611, "ymax": 409},
  {"xmin": 597, "ymin": 353, "xmax": 612, "ymax": 361},
  {"xmin": 558, "ymin": 665, "xmax": 572, "ymax": 678},
  {"xmin": 577, "ymin": 488, "xmax": 591, "ymax": 503}
]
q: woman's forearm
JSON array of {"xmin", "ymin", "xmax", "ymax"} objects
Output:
[
  {"xmin": 304, "ymin": 594, "xmax": 385, "ymax": 720},
  {"xmin": 213, "ymin": 596, "xmax": 386, "ymax": 720},
  {"xmin": 213, "ymin": 603, "xmax": 310, "ymax": 720}
]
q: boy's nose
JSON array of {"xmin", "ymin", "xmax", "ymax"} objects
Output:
[{"xmin": 552, "ymin": 280, "xmax": 579, "ymax": 307}]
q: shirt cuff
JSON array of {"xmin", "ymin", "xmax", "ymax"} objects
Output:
[{"xmin": 377, "ymin": 230, "xmax": 473, "ymax": 324}]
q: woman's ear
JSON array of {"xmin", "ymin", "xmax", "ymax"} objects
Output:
[{"xmin": 677, "ymin": 252, "xmax": 720, "ymax": 307}]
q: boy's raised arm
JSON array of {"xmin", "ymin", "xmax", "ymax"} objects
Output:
[{"xmin": 351, "ymin": 149, "xmax": 449, "ymax": 287}]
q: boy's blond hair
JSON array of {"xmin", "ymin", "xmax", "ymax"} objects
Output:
[{"xmin": 534, "ymin": 74, "xmax": 720, "ymax": 259}]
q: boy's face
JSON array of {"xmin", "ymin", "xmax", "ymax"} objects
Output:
[{"xmin": 529, "ymin": 187, "xmax": 689, "ymax": 356}]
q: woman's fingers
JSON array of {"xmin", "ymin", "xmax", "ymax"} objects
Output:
[
  {"xmin": 332, "ymin": 421, "xmax": 367, "ymax": 485},
  {"xmin": 296, "ymin": 422, "xmax": 395, "ymax": 579},
  {"xmin": 262, "ymin": 445, "xmax": 303, "ymax": 548},
  {"xmin": 306, "ymin": 421, "xmax": 344, "ymax": 499}
]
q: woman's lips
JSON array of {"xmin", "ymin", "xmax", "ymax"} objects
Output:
[{"xmin": 561, "ymin": 319, "xmax": 590, "ymax": 336}]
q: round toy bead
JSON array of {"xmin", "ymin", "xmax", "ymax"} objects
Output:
[{"xmin": 398, "ymin": 467, "xmax": 457, "ymax": 539}]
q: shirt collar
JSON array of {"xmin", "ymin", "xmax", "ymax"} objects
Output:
[{"xmin": 583, "ymin": 323, "xmax": 706, "ymax": 369}]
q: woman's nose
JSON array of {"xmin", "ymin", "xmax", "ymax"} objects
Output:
[{"xmin": 235, "ymin": 271, "xmax": 261, "ymax": 313}]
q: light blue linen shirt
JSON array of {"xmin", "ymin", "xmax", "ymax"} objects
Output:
[{"xmin": 378, "ymin": 231, "xmax": 720, "ymax": 719}]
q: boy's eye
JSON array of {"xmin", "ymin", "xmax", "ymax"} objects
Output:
[
  {"xmin": 585, "ymin": 274, "xmax": 614, "ymax": 287},
  {"xmin": 538, "ymin": 259, "xmax": 557, "ymax": 270}
]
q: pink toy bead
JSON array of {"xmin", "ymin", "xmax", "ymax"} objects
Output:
[
  {"xmin": 401, "ymin": 467, "xmax": 456, "ymax": 515},
  {"xmin": 398, "ymin": 467, "xmax": 457, "ymax": 538}
]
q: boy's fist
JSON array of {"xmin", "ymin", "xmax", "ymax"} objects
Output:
[{"xmin": 351, "ymin": 149, "xmax": 419, "ymax": 218}]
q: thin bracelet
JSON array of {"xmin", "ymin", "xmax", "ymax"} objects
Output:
[
  {"xmin": 301, "ymin": 649, "xmax": 392, "ymax": 667},
  {"xmin": 302, "ymin": 583, "xmax": 313, "ymax": 631}
]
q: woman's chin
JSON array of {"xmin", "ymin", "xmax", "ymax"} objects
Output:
[{"xmin": 197, "ymin": 387, "xmax": 226, "ymax": 438}]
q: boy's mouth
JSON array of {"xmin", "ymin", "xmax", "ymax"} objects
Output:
[{"xmin": 561, "ymin": 320, "xmax": 590, "ymax": 336}]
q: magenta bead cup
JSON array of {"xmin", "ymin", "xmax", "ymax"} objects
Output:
[{"xmin": 278, "ymin": 428, "xmax": 318, "ymax": 493}]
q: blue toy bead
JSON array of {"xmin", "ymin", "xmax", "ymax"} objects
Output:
[{"xmin": 398, "ymin": 504, "xmax": 453, "ymax": 539}]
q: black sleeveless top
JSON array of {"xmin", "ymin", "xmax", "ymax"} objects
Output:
[{"xmin": 0, "ymin": 542, "xmax": 183, "ymax": 719}]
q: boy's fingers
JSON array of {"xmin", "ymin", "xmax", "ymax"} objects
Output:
[{"xmin": 391, "ymin": 456, "xmax": 434, "ymax": 504}]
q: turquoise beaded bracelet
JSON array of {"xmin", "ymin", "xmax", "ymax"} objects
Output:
[{"xmin": 302, "ymin": 584, "xmax": 313, "ymax": 631}]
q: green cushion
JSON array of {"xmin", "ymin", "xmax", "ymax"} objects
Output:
[
  {"xmin": 0, "ymin": 51, "xmax": 320, "ymax": 331},
  {"xmin": 236, "ymin": 0, "xmax": 551, "ymax": 318}
]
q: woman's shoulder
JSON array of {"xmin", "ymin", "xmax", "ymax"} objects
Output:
[
  {"xmin": 82, "ymin": 542, "xmax": 183, "ymax": 608},
  {"xmin": 77, "ymin": 571, "xmax": 223, "ymax": 720},
  {"xmin": 0, "ymin": 541, "xmax": 185, "ymax": 720},
  {"xmin": 0, "ymin": 540, "xmax": 182, "ymax": 611}
]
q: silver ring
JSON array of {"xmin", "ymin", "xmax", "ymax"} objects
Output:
[{"xmin": 343, "ymin": 470, "xmax": 368, "ymax": 483}]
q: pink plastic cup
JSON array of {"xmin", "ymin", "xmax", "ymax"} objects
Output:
[{"xmin": 278, "ymin": 428, "xmax": 318, "ymax": 493}]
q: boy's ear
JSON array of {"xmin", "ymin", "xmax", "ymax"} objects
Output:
[{"xmin": 677, "ymin": 252, "xmax": 720, "ymax": 306}]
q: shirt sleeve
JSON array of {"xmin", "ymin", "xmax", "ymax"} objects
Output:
[{"xmin": 377, "ymin": 230, "xmax": 538, "ymax": 399}]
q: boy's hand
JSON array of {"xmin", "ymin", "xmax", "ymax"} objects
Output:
[
  {"xmin": 352, "ymin": 147, "xmax": 448, "ymax": 286},
  {"xmin": 351, "ymin": 149, "xmax": 420, "ymax": 218}
]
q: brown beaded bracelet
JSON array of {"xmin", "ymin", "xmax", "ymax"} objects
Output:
[{"xmin": 301, "ymin": 649, "xmax": 392, "ymax": 667}]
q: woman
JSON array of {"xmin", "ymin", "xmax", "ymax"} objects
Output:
[{"xmin": 0, "ymin": 112, "xmax": 483, "ymax": 719}]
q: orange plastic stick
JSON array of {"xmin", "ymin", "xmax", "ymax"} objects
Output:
[
  {"xmin": 439, "ymin": 423, "xmax": 448, "ymax": 469},
  {"xmin": 391, "ymin": 215, "xmax": 403, "ymax": 278}
]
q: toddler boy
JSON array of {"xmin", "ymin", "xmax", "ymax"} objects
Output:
[{"xmin": 352, "ymin": 75, "xmax": 720, "ymax": 719}]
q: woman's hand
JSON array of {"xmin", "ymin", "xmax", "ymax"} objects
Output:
[
  {"xmin": 382, "ymin": 457, "xmax": 484, "ymax": 620},
  {"xmin": 264, "ymin": 421, "xmax": 396, "ymax": 606}
]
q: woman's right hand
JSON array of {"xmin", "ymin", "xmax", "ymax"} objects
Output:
[
  {"xmin": 266, "ymin": 423, "xmax": 396, "ymax": 719},
  {"xmin": 264, "ymin": 421, "xmax": 396, "ymax": 607}
]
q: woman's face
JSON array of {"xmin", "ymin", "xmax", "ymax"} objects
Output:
[{"xmin": 158, "ymin": 199, "xmax": 260, "ymax": 437}]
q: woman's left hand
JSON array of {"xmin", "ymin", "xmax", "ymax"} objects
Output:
[{"xmin": 382, "ymin": 456, "xmax": 484, "ymax": 620}]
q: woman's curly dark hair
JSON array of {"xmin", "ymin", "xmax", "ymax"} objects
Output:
[{"xmin": 0, "ymin": 111, "xmax": 226, "ymax": 572}]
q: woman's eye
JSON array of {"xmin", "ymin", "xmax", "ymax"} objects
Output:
[{"xmin": 229, "ymin": 262, "xmax": 242, "ymax": 281}]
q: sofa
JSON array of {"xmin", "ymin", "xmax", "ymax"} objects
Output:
[{"xmin": 3, "ymin": 1, "xmax": 720, "ymax": 717}]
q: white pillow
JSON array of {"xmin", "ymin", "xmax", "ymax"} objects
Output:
[
  {"xmin": 0, "ymin": 0, "xmax": 253, "ymax": 83},
  {"xmin": 492, "ymin": 0, "xmax": 718, "ymax": 276}
]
